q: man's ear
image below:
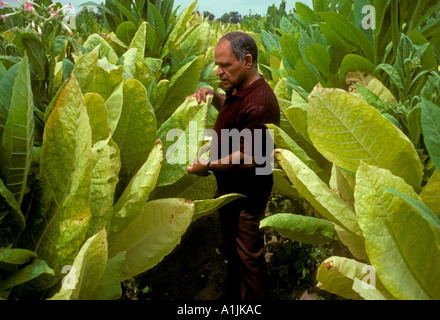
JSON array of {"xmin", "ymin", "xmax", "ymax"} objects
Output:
[{"xmin": 244, "ymin": 54, "xmax": 253, "ymax": 69}]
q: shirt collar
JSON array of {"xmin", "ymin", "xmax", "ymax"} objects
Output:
[{"xmin": 227, "ymin": 75, "xmax": 266, "ymax": 99}]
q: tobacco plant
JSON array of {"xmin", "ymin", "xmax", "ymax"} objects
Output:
[
  {"xmin": 0, "ymin": 1, "xmax": 241, "ymax": 299},
  {"xmin": 259, "ymin": 0, "xmax": 440, "ymax": 300}
]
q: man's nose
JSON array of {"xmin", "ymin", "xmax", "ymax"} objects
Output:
[{"xmin": 216, "ymin": 67, "xmax": 224, "ymax": 76}]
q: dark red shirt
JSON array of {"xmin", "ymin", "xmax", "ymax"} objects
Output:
[{"xmin": 211, "ymin": 76, "xmax": 280, "ymax": 196}]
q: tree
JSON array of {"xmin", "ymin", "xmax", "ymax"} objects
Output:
[
  {"xmin": 218, "ymin": 11, "xmax": 242, "ymax": 24},
  {"xmin": 203, "ymin": 11, "xmax": 215, "ymax": 21}
]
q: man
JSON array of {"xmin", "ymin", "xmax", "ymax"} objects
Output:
[{"xmin": 186, "ymin": 32, "xmax": 280, "ymax": 300}]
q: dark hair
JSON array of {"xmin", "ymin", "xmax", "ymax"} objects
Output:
[{"xmin": 220, "ymin": 32, "xmax": 258, "ymax": 69}]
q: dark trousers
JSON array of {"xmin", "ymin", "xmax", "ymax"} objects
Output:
[{"xmin": 218, "ymin": 194, "xmax": 269, "ymax": 300}]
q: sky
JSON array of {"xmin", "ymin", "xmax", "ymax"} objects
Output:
[{"xmin": 58, "ymin": 0, "xmax": 313, "ymax": 18}]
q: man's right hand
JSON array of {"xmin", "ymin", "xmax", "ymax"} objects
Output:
[{"xmin": 186, "ymin": 87, "xmax": 214, "ymax": 104}]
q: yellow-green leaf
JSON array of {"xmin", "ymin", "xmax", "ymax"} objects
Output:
[
  {"xmin": 308, "ymin": 86, "xmax": 423, "ymax": 190},
  {"xmin": 156, "ymin": 56, "xmax": 204, "ymax": 126},
  {"xmin": 112, "ymin": 79, "xmax": 157, "ymax": 193},
  {"xmin": 420, "ymin": 170, "xmax": 440, "ymax": 217},
  {"xmin": 260, "ymin": 213, "xmax": 338, "ymax": 245},
  {"xmin": 108, "ymin": 198, "xmax": 194, "ymax": 281},
  {"xmin": 110, "ymin": 140, "xmax": 163, "ymax": 235},
  {"xmin": 157, "ymin": 96, "xmax": 211, "ymax": 187},
  {"xmin": 193, "ymin": 193, "xmax": 244, "ymax": 222},
  {"xmin": 0, "ymin": 55, "xmax": 34, "ymax": 205},
  {"xmin": 275, "ymin": 148, "xmax": 361, "ymax": 237},
  {"xmin": 316, "ymin": 256, "xmax": 395, "ymax": 300},
  {"xmin": 73, "ymin": 46, "xmax": 99, "ymax": 94},
  {"xmin": 50, "ymin": 228, "xmax": 108, "ymax": 300},
  {"xmin": 89, "ymin": 137, "xmax": 121, "ymax": 237},
  {"xmin": 355, "ymin": 162, "xmax": 440, "ymax": 300},
  {"xmin": 84, "ymin": 93, "xmax": 110, "ymax": 145},
  {"xmin": 83, "ymin": 34, "xmax": 118, "ymax": 64},
  {"xmin": 38, "ymin": 75, "xmax": 93, "ymax": 279},
  {"xmin": 91, "ymin": 251, "xmax": 126, "ymax": 300}
]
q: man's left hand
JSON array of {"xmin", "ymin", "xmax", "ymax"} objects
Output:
[{"xmin": 186, "ymin": 158, "xmax": 210, "ymax": 176}]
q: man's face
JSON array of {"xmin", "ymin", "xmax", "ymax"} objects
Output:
[{"xmin": 214, "ymin": 40, "xmax": 247, "ymax": 92}]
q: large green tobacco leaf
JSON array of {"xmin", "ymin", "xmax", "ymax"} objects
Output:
[
  {"xmin": 329, "ymin": 165, "xmax": 354, "ymax": 209},
  {"xmin": 147, "ymin": 1, "xmax": 166, "ymax": 47},
  {"xmin": 150, "ymin": 173, "xmax": 217, "ymax": 201},
  {"xmin": 0, "ymin": 64, "xmax": 19, "ymax": 140},
  {"xmin": 115, "ymin": 21, "xmax": 137, "ymax": 45},
  {"xmin": 0, "ymin": 259, "xmax": 54, "ymax": 297},
  {"xmin": 88, "ymin": 138, "xmax": 121, "ymax": 237},
  {"xmin": 316, "ymin": 256, "xmax": 395, "ymax": 300},
  {"xmin": 0, "ymin": 56, "xmax": 34, "ymax": 205},
  {"xmin": 110, "ymin": 140, "xmax": 163, "ymax": 235},
  {"xmin": 151, "ymin": 79, "xmax": 169, "ymax": 111},
  {"xmin": 333, "ymin": 224, "xmax": 369, "ymax": 262},
  {"xmin": 355, "ymin": 162, "xmax": 440, "ymax": 300},
  {"xmin": 312, "ymin": 0, "xmax": 327, "ymax": 14},
  {"xmin": 338, "ymin": 54, "xmax": 377, "ymax": 90},
  {"xmin": 38, "ymin": 75, "xmax": 93, "ymax": 281},
  {"xmin": 261, "ymin": 29, "xmax": 280, "ymax": 53},
  {"xmin": 174, "ymin": 22, "xmax": 210, "ymax": 67},
  {"xmin": 260, "ymin": 213, "xmax": 338, "ymax": 245},
  {"xmin": 120, "ymin": 48, "xmax": 137, "ymax": 78},
  {"xmin": 421, "ymin": 98, "xmax": 440, "ymax": 172},
  {"xmin": 384, "ymin": 187, "xmax": 440, "ymax": 232},
  {"xmin": 284, "ymin": 104, "xmax": 310, "ymax": 144},
  {"xmin": 112, "ymin": 79, "xmax": 157, "ymax": 196},
  {"xmin": 0, "ymin": 178, "xmax": 25, "ymax": 244},
  {"xmin": 108, "ymin": 198, "xmax": 194, "ymax": 281},
  {"xmin": 192, "ymin": 193, "xmax": 244, "ymax": 222},
  {"xmin": 167, "ymin": 0, "xmax": 197, "ymax": 45},
  {"xmin": 73, "ymin": 46, "xmax": 99, "ymax": 95},
  {"xmin": 128, "ymin": 22, "xmax": 147, "ymax": 73},
  {"xmin": 91, "ymin": 251, "xmax": 126, "ymax": 300},
  {"xmin": 272, "ymin": 169, "xmax": 303, "ymax": 201},
  {"xmin": 275, "ymin": 149, "xmax": 360, "ymax": 237},
  {"xmin": 318, "ymin": 12, "xmax": 375, "ymax": 63},
  {"xmin": 156, "ymin": 96, "xmax": 211, "ymax": 187},
  {"xmin": 345, "ymin": 71, "xmax": 397, "ymax": 106},
  {"xmin": 308, "ymin": 87, "xmax": 423, "ymax": 190},
  {"xmin": 266, "ymin": 124, "xmax": 325, "ymax": 180},
  {"xmin": 276, "ymin": 84, "xmax": 330, "ymax": 177},
  {"xmin": 50, "ymin": 228, "xmax": 108, "ymax": 300},
  {"xmin": 0, "ymin": 247, "xmax": 36, "ymax": 265},
  {"xmin": 304, "ymin": 43, "xmax": 330, "ymax": 81},
  {"xmin": 83, "ymin": 34, "xmax": 119, "ymax": 64},
  {"xmin": 296, "ymin": 2, "xmax": 321, "ymax": 25},
  {"xmin": 420, "ymin": 170, "xmax": 440, "ymax": 217},
  {"xmin": 105, "ymin": 82, "xmax": 123, "ymax": 135},
  {"xmin": 280, "ymin": 34, "xmax": 300, "ymax": 68},
  {"xmin": 277, "ymin": 96, "xmax": 298, "ymax": 141},
  {"xmin": 295, "ymin": 58, "xmax": 319, "ymax": 93},
  {"xmin": 14, "ymin": 30, "xmax": 45, "ymax": 80},
  {"xmin": 94, "ymin": 59, "xmax": 124, "ymax": 102},
  {"xmin": 84, "ymin": 93, "xmax": 110, "ymax": 145},
  {"xmin": 155, "ymin": 56, "xmax": 204, "ymax": 126}
]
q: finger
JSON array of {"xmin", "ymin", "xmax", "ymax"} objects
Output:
[{"xmin": 195, "ymin": 92, "xmax": 202, "ymax": 104}]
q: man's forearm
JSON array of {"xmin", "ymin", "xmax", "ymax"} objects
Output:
[{"xmin": 209, "ymin": 151, "xmax": 255, "ymax": 172}]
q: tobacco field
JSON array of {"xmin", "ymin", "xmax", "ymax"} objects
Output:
[{"xmin": 0, "ymin": 0, "xmax": 439, "ymax": 300}]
